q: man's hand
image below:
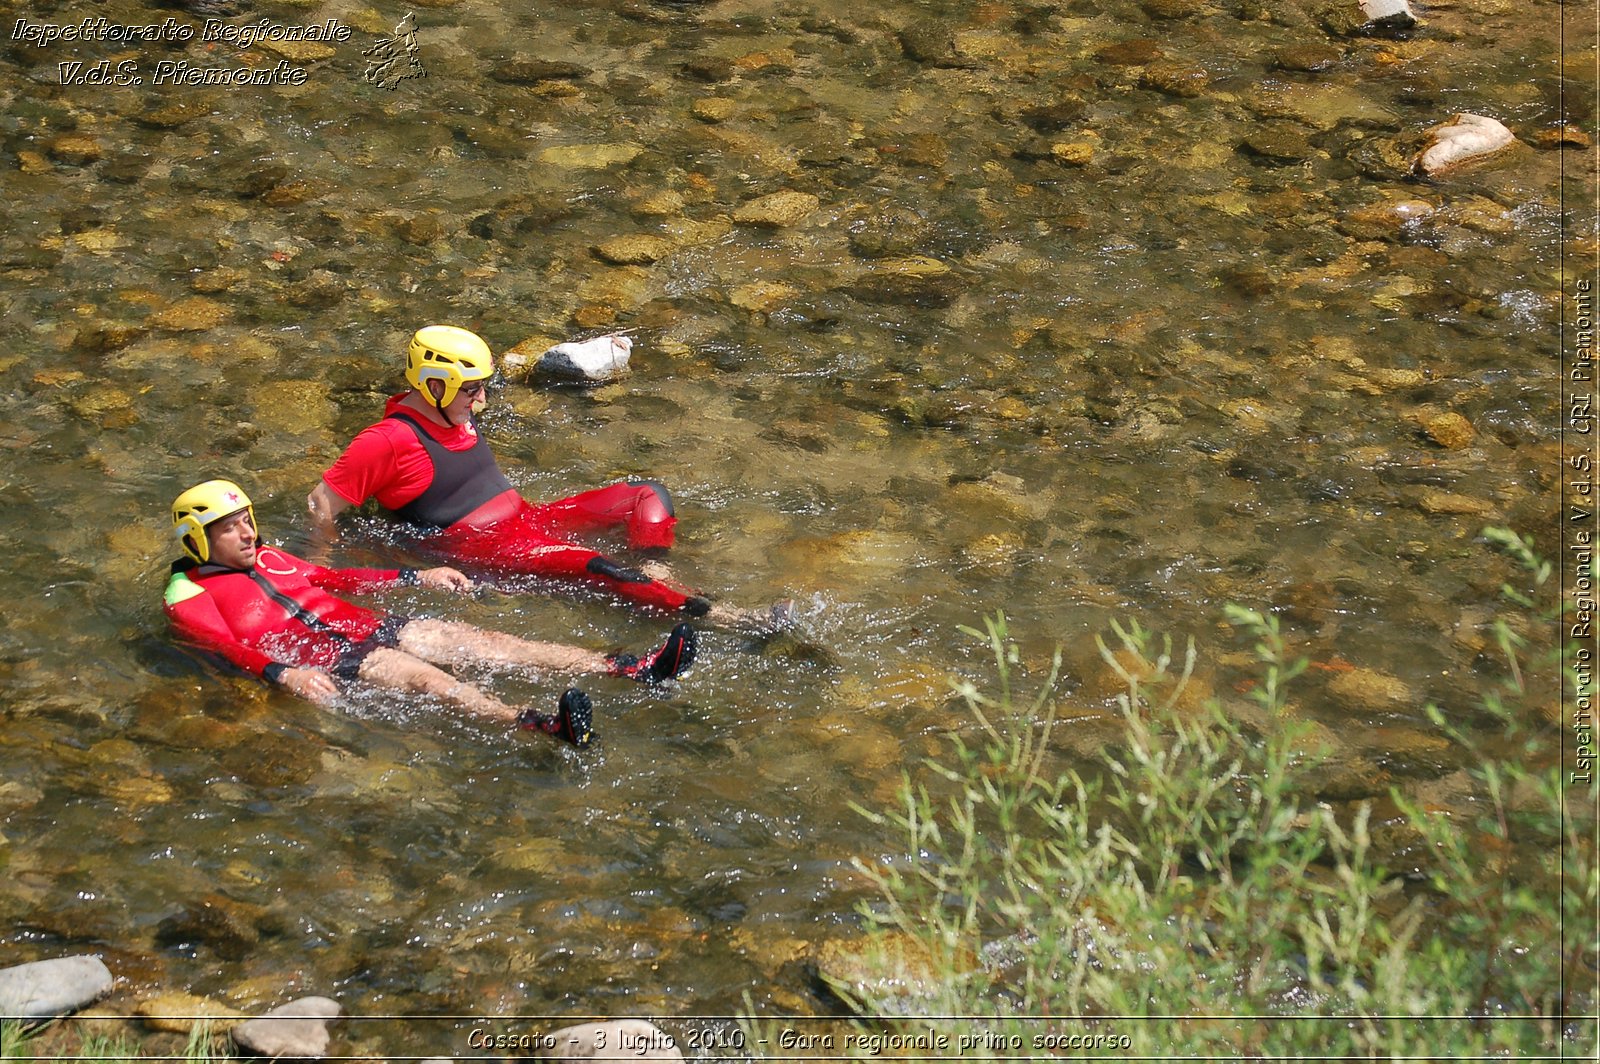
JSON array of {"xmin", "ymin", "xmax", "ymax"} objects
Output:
[
  {"xmin": 306, "ymin": 481, "xmax": 352, "ymax": 539},
  {"xmin": 418, "ymin": 566, "xmax": 474, "ymax": 593},
  {"xmin": 280, "ymin": 666, "xmax": 339, "ymax": 703}
]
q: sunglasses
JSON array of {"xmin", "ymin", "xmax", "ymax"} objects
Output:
[{"xmin": 459, "ymin": 381, "xmax": 487, "ymax": 399}]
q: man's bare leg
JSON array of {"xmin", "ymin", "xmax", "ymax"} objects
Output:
[
  {"xmin": 357, "ymin": 647, "xmax": 592, "ymax": 745},
  {"xmin": 357, "ymin": 646, "xmax": 522, "ymax": 722},
  {"xmin": 703, "ymin": 599, "xmax": 797, "ymax": 635},
  {"xmin": 396, "ymin": 618, "xmax": 609, "ymax": 673}
]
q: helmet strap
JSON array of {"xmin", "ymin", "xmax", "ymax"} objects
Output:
[{"xmin": 424, "ymin": 379, "xmax": 458, "ymax": 425}]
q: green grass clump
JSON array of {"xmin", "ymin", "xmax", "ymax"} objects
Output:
[
  {"xmin": 0, "ymin": 1019, "xmax": 222, "ymax": 1064},
  {"xmin": 820, "ymin": 529, "xmax": 1595, "ymax": 1058}
]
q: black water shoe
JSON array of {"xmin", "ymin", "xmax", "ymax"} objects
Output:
[
  {"xmin": 609, "ymin": 623, "xmax": 698, "ymax": 684},
  {"xmin": 519, "ymin": 688, "xmax": 593, "ymax": 748}
]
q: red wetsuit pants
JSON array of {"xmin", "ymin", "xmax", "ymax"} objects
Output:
[{"xmin": 433, "ymin": 482, "xmax": 706, "ymax": 615}]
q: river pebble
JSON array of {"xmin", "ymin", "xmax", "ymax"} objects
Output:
[
  {"xmin": 1240, "ymin": 125, "xmax": 1318, "ymax": 164},
  {"xmin": 136, "ymin": 991, "xmax": 246, "ymax": 1034},
  {"xmin": 1412, "ymin": 113, "xmax": 1518, "ymax": 178},
  {"xmin": 0, "ymin": 956, "xmax": 113, "ymax": 1019},
  {"xmin": 691, "ymin": 97, "xmax": 739, "ymax": 123},
  {"xmin": 492, "ymin": 59, "xmax": 593, "ymax": 85},
  {"xmin": 842, "ymin": 256, "xmax": 961, "ymax": 308},
  {"xmin": 148, "ymin": 297, "xmax": 230, "ymax": 332},
  {"xmin": 47, "ymin": 135, "xmax": 102, "ymax": 166},
  {"xmin": 1416, "ymin": 488, "xmax": 1496, "ymax": 517},
  {"xmin": 231, "ymin": 996, "xmax": 341, "ymax": 1059},
  {"xmin": 538, "ymin": 143, "xmax": 644, "ymax": 169},
  {"xmin": 814, "ymin": 932, "xmax": 971, "ymax": 1013},
  {"xmin": 730, "ymin": 281, "xmax": 800, "ymax": 313},
  {"xmin": 898, "ymin": 25, "xmax": 973, "ymax": 68},
  {"xmin": 1143, "ymin": 0, "xmax": 1206, "ymax": 18},
  {"xmin": 1533, "ymin": 124, "xmax": 1591, "ymax": 150},
  {"xmin": 1419, "ymin": 410, "xmax": 1476, "ymax": 449},
  {"xmin": 593, "ymin": 235, "xmax": 675, "ymax": 265},
  {"xmin": 633, "ymin": 190, "xmax": 687, "ymax": 217},
  {"xmin": 154, "ymin": 894, "xmax": 270, "ymax": 962},
  {"xmin": 1358, "ymin": 0, "xmax": 1417, "ymax": 29},
  {"xmin": 1096, "ymin": 39, "xmax": 1163, "ymax": 65},
  {"xmin": 1325, "ymin": 667, "xmax": 1415, "ymax": 714},
  {"xmin": 1140, "ymin": 61, "xmax": 1211, "ymax": 98},
  {"xmin": 732, "ymin": 190, "xmax": 820, "ymax": 228},
  {"xmin": 1275, "ymin": 44, "xmax": 1345, "ymax": 72}
]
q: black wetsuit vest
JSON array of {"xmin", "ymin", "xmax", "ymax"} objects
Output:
[{"xmin": 386, "ymin": 409, "xmax": 515, "ymax": 529}]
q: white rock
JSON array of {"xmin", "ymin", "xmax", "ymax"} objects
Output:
[
  {"xmin": 543, "ymin": 1020, "xmax": 684, "ymax": 1061},
  {"xmin": 0, "ymin": 956, "xmax": 113, "ymax": 1018},
  {"xmin": 1413, "ymin": 113, "xmax": 1517, "ymax": 177},
  {"xmin": 1359, "ymin": 0, "xmax": 1416, "ymax": 27},
  {"xmin": 230, "ymin": 996, "xmax": 341, "ymax": 1059},
  {"xmin": 536, "ymin": 333, "xmax": 633, "ymax": 382}
]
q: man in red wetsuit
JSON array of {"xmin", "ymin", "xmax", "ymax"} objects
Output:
[
  {"xmin": 165, "ymin": 479, "xmax": 698, "ymax": 748},
  {"xmin": 306, "ymin": 325, "xmax": 788, "ymax": 630}
]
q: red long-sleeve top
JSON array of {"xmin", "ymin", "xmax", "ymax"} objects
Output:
[{"xmin": 163, "ymin": 545, "xmax": 405, "ymax": 678}]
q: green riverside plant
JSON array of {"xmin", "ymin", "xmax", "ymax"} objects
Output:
[
  {"xmin": 809, "ymin": 530, "xmax": 1594, "ymax": 1058},
  {"xmin": 1, "ymin": 1014, "xmax": 224, "ymax": 1063}
]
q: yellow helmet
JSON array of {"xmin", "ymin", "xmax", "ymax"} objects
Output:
[
  {"xmin": 406, "ymin": 325, "xmax": 493, "ymax": 408},
  {"xmin": 172, "ymin": 479, "xmax": 254, "ymax": 564}
]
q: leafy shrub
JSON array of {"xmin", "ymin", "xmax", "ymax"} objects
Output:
[{"xmin": 825, "ymin": 530, "xmax": 1594, "ymax": 1058}]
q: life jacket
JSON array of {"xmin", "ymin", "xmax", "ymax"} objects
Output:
[
  {"xmin": 385, "ymin": 409, "xmax": 515, "ymax": 529},
  {"xmin": 164, "ymin": 547, "xmax": 387, "ymax": 669}
]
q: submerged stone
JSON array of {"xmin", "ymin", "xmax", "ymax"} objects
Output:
[
  {"xmin": 1419, "ymin": 410, "xmax": 1475, "ymax": 449},
  {"xmin": 1276, "ymin": 44, "xmax": 1345, "ymax": 72},
  {"xmin": 848, "ymin": 206, "xmax": 930, "ymax": 259},
  {"xmin": 1338, "ymin": 197, "xmax": 1435, "ymax": 239},
  {"xmin": 732, "ymin": 190, "xmax": 819, "ymax": 228},
  {"xmin": 1326, "ymin": 666, "xmax": 1414, "ymax": 713},
  {"xmin": 491, "ymin": 58, "xmax": 592, "ymax": 84},
  {"xmin": 730, "ymin": 281, "xmax": 799, "ymax": 312},
  {"xmin": 1096, "ymin": 39, "xmax": 1163, "ymax": 65},
  {"xmin": 593, "ymin": 235, "xmax": 675, "ymax": 265},
  {"xmin": 1240, "ymin": 125, "xmax": 1318, "ymax": 163},
  {"xmin": 47, "ymin": 135, "xmax": 102, "ymax": 166},
  {"xmin": 815, "ymin": 932, "xmax": 975, "ymax": 1013},
  {"xmin": 538, "ymin": 142, "xmax": 644, "ymax": 169},
  {"xmin": 148, "ymin": 297, "xmax": 230, "ymax": 332},
  {"xmin": 843, "ymin": 257, "xmax": 962, "ymax": 308},
  {"xmin": 136, "ymin": 992, "xmax": 246, "ymax": 1034},
  {"xmin": 1140, "ymin": 60, "xmax": 1210, "ymax": 97},
  {"xmin": 1143, "ymin": 0, "xmax": 1205, "ymax": 17},
  {"xmin": 691, "ymin": 97, "xmax": 738, "ymax": 123}
]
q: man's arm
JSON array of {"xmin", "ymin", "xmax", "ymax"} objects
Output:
[{"xmin": 307, "ymin": 480, "xmax": 353, "ymax": 539}]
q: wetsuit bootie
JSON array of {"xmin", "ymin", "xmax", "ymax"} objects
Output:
[
  {"xmin": 519, "ymin": 688, "xmax": 593, "ymax": 748},
  {"xmin": 609, "ymin": 623, "xmax": 697, "ymax": 684}
]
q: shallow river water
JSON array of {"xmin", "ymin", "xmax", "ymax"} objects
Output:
[{"xmin": 0, "ymin": 0, "xmax": 1589, "ymax": 1054}]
